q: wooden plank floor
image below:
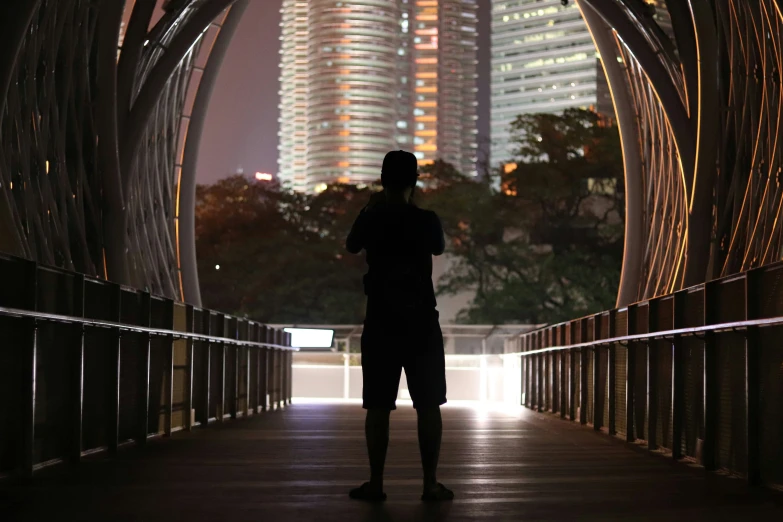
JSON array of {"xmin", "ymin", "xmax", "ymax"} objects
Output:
[{"xmin": 2, "ymin": 401, "xmax": 782, "ymax": 521}]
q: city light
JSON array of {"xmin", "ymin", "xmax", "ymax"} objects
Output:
[
  {"xmin": 255, "ymin": 172, "xmax": 273, "ymax": 181},
  {"xmin": 215, "ymin": 264, "xmax": 220, "ymax": 270},
  {"xmin": 284, "ymin": 328, "xmax": 335, "ymax": 349}
]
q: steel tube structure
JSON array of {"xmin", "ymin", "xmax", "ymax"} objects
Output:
[
  {"xmin": 0, "ymin": 0, "xmax": 245, "ymax": 302},
  {"xmin": 579, "ymin": 2, "xmax": 643, "ymax": 308},
  {"xmin": 180, "ymin": 0, "xmax": 251, "ymax": 306},
  {"xmin": 576, "ymin": 0, "xmax": 782, "ymax": 302}
]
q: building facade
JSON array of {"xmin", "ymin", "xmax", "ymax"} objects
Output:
[
  {"xmin": 490, "ymin": 0, "xmax": 600, "ymax": 166},
  {"xmin": 490, "ymin": 0, "xmax": 671, "ymax": 167},
  {"xmin": 278, "ymin": 0, "xmax": 479, "ymax": 192}
]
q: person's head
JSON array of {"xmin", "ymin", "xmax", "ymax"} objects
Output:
[{"xmin": 381, "ymin": 150, "xmax": 418, "ymax": 200}]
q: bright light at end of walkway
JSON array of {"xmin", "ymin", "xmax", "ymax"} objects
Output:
[
  {"xmin": 255, "ymin": 172, "xmax": 273, "ymax": 181},
  {"xmin": 215, "ymin": 264, "xmax": 220, "ymax": 270},
  {"xmin": 285, "ymin": 328, "xmax": 334, "ymax": 348}
]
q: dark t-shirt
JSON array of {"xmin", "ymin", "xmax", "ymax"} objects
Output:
[{"xmin": 346, "ymin": 202, "xmax": 445, "ymax": 313}]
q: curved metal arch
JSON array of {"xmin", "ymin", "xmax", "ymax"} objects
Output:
[
  {"xmin": 119, "ymin": 0, "xmax": 237, "ymax": 197},
  {"xmin": 179, "ymin": 0, "xmax": 250, "ymax": 306},
  {"xmin": 579, "ymin": 1, "xmax": 644, "ymax": 307},
  {"xmin": 0, "ymin": 1, "xmax": 43, "ymax": 259},
  {"xmin": 580, "ymin": 0, "xmax": 783, "ymax": 305},
  {"xmin": 0, "ymin": 0, "xmax": 245, "ymax": 303},
  {"xmin": 97, "ymin": 0, "xmax": 130, "ymax": 283},
  {"xmin": 582, "ymin": 0, "xmax": 695, "ymax": 191},
  {"xmin": 0, "ymin": 0, "xmax": 109, "ymax": 276}
]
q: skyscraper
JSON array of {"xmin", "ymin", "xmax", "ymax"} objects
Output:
[
  {"xmin": 490, "ymin": 0, "xmax": 672, "ymax": 167},
  {"xmin": 490, "ymin": 1, "xmax": 599, "ymax": 166},
  {"xmin": 278, "ymin": 0, "xmax": 479, "ymax": 193}
]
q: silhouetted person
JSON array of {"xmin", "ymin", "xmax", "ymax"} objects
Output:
[{"xmin": 346, "ymin": 150, "xmax": 453, "ymax": 502}]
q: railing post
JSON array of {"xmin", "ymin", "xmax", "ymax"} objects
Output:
[
  {"xmin": 702, "ymin": 282, "xmax": 718, "ymax": 471},
  {"xmin": 672, "ymin": 291, "xmax": 685, "ymax": 459},
  {"xmin": 283, "ymin": 331, "xmax": 290, "ymax": 406},
  {"xmin": 277, "ymin": 329, "xmax": 284, "ymax": 408},
  {"xmin": 185, "ymin": 304, "xmax": 195, "ymax": 430},
  {"xmin": 580, "ymin": 320, "xmax": 588, "ymax": 425},
  {"xmin": 608, "ymin": 310, "xmax": 617, "ymax": 436},
  {"xmin": 559, "ymin": 326, "xmax": 566, "ymax": 419},
  {"xmin": 519, "ymin": 336, "xmax": 526, "ymax": 406},
  {"xmin": 69, "ymin": 273, "xmax": 86, "ymax": 464},
  {"xmin": 19, "ymin": 261, "xmax": 38, "ymax": 477},
  {"xmin": 107, "ymin": 283, "xmax": 122, "ymax": 455},
  {"xmin": 536, "ymin": 338, "xmax": 543, "ymax": 411},
  {"xmin": 258, "ymin": 326, "xmax": 267, "ymax": 412},
  {"xmin": 164, "ymin": 299, "xmax": 174, "ymax": 437},
  {"xmin": 231, "ymin": 318, "xmax": 239, "ymax": 420},
  {"xmin": 530, "ymin": 335, "xmax": 537, "ymax": 409},
  {"xmin": 593, "ymin": 316, "xmax": 603, "ymax": 431},
  {"xmin": 647, "ymin": 300, "xmax": 658, "ymax": 451},
  {"xmin": 549, "ymin": 329, "xmax": 556, "ymax": 413},
  {"xmin": 138, "ymin": 291, "xmax": 151, "ymax": 445},
  {"xmin": 272, "ymin": 330, "xmax": 278, "ymax": 410},
  {"xmin": 198, "ymin": 311, "xmax": 212, "ymax": 426},
  {"xmin": 745, "ymin": 271, "xmax": 760, "ymax": 485},
  {"xmin": 244, "ymin": 322, "xmax": 251, "ymax": 418},
  {"xmin": 262, "ymin": 326, "xmax": 271, "ymax": 411},
  {"xmin": 626, "ymin": 304, "xmax": 637, "ymax": 442},
  {"xmin": 287, "ymin": 332, "xmax": 293, "ymax": 404},
  {"xmin": 569, "ymin": 323, "xmax": 576, "ymax": 421},
  {"xmin": 218, "ymin": 314, "xmax": 227, "ymax": 421},
  {"xmin": 288, "ymin": 340, "xmax": 293, "ymax": 404}
]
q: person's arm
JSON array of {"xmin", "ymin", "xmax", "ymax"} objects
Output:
[
  {"xmin": 346, "ymin": 211, "xmax": 368, "ymax": 254},
  {"xmin": 430, "ymin": 211, "xmax": 446, "ymax": 256}
]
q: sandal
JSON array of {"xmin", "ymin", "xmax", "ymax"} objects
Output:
[
  {"xmin": 421, "ymin": 482, "xmax": 454, "ymax": 502},
  {"xmin": 349, "ymin": 482, "xmax": 387, "ymax": 502}
]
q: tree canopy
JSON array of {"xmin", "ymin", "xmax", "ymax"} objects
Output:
[
  {"xmin": 196, "ymin": 108, "xmax": 624, "ymax": 325},
  {"xmin": 434, "ymin": 108, "xmax": 625, "ymax": 323}
]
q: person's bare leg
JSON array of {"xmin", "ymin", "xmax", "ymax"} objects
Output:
[
  {"xmin": 417, "ymin": 405, "xmax": 452, "ymax": 499},
  {"xmin": 366, "ymin": 408, "xmax": 391, "ymax": 492}
]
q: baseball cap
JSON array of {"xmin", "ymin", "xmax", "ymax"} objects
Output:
[{"xmin": 381, "ymin": 150, "xmax": 418, "ymax": 189}]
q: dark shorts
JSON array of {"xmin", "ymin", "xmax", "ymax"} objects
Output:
[{"xmin": 360, "ymin": 309, "xmax": 447, "ymax": 410}]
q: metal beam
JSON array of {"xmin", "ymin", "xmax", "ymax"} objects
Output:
[
  {"xmin": 180, "ymin": 0, "xmax": 250, "ymax": 306},
  {"xmin": 119, "ymin": 0, "xmax": 237, "ymax": 197},
  {"xmin": 578, "ymin": 1, "xmax": 644, "ymax": 307}
]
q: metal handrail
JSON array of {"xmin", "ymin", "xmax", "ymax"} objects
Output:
[
  {"xmin": 0, "ymin": 305, "xmax": 297, "ymax": 351},
  {"xmin": 512, "ymin": 315, "xmax": 783, "ymax": 356}
]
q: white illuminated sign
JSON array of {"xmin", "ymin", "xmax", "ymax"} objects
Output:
[{"xmin": 284, "ymin": 328, "xmax": 334, "ymax": 349}]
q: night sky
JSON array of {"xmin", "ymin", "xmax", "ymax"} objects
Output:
[{"xmin": 196, "ymin": 0, "xmax": 492, "ymax": 184}]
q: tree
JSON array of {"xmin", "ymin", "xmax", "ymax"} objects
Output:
[
  {"xmin": 197, "ymin": 109, "xmax": 623, "ymax": 326},
  {"xmin": 433, "ymin": 108, "xmax": 625, "ymax": 324},
  {"xmin": 196, "ymin": 176, "xmax": 369, "ymax": 324}
]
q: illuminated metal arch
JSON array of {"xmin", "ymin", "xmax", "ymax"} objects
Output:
[
  {"xmin": 577, "ymin": 0, "xmax": 720, "ymax": 304},
  {"xmin": 180, "ymin": 0, "xmax": 250, "ymax": 305},
  {"xmin": 0, "ymin": 0, "xmax": 245, "ymax": 303}
]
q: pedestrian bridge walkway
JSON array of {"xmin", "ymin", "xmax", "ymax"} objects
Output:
[{"xmin": 2, "ymin": 401, "xmax": 781, "ymax": 521}]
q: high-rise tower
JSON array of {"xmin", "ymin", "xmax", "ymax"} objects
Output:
[
  {"xmin": 490, "ymin": 0, "xmax": 671, "ymax": 167},
  {"xmin": 490, "ymin": 1, "xmax": 598, "ymax": 166},
  {"xmin": 278, "ymin": 0, "xmax": 310, "ymax": 192},
  {"xmin": 278, "ymin": 0, "xmax": 478, "ymax": 192}
]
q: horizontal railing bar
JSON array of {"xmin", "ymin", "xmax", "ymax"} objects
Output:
[
  {"xmin": 0, "ymin": 306, "xmax": 297, "ymax": 351},
  {"xmin": 271, "ymin": 323, "xmax": 539, "ymax": 328},
  {"xmin": 513, "ymin": 315, "xmax": 783, "ymax": 356}
]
